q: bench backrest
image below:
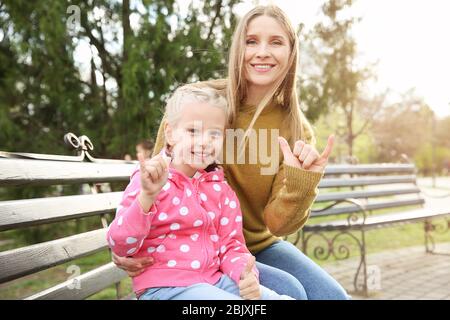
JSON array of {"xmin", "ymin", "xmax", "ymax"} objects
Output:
[
  {"xmin": 0, "ymin": 135, "xmax": 137, "ymax": 299},
  {"xmin": 311, "ymin": 163, "xmax": 423, "ymax": 220}
]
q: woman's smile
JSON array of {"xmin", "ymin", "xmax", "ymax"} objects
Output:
[{"xmin": 250, "ymin": 63, "xmax": 277, "ymax": 73}]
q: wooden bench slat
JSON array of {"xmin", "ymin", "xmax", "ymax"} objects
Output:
[
  {"xmin": 304, "ymin": 207, "xmax": 450, "ymax": 232},
  {"xmin": 315, "ymin": 187, "xmax": 421, "ymax": 203},
  {"xmin": 0, "ymin": 228, "xmax": 108, "ymax": 283},
  {"xmin": 25, "ymin": 262, "xmax": 127, "ymax": 300},
  {"xmin": 0, "ymin": 158, "xmax": 136, "ymax": 186},
  {"xmin": 318, "ymin": 175, "xmax": 417, "ymax": 188},
  {"xmin": 324, "ymin": 163, "xmax": 416, "ymax": 176},
  {"xmin": 311, "ymin": 198, "xmax": 425, "ymax": 217},
  {"xmin": 0, "ymin": 192, "xmax": 123, "ymax": 231}
]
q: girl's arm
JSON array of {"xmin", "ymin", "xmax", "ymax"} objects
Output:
[{"xmin": 107, "ymin": 170, "xmax": 158, "ymax": 257}]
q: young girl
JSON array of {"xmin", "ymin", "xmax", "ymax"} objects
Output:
[
  {"xmin": 113, "ymin": 5, "xmax": 349, "ymax": 300},
  {"xmin": 107, "ymin": 85, "xmax": 292, "ymax": 300}
]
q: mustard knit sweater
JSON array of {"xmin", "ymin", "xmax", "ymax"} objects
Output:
[{"xmin": 152, "ymin": 102, "xmax": 323, "ymax": 253}]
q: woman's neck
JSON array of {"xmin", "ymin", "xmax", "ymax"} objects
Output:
[{"xmin": 245, "ymin": 84, "xmax": 270, "ymax": 106}]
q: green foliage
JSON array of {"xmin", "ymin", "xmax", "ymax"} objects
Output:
[{"xmin": 0, "ymin": 0, "xmax": 239, "ymax": 159}]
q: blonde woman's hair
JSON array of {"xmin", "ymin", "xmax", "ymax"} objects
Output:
[{"xmin": 227, "ymin": 5, "xmax": 315, "ymax": 154}]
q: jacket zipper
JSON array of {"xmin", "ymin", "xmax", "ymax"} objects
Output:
[{"xmin": 192, "ymin": 172, "xmax": 212, "ymax": 280}]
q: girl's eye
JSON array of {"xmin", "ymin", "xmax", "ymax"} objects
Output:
[
  {"xmin": 272, "ymin": 41, "xmax": 282, "ymax": 46},
  {"xmin": 246, "ymin": 39, "xmax": 257, "ymax": 45},
  {"xmin": 187, "ymin": 128, "xmax": 200, "ymax": 135}
]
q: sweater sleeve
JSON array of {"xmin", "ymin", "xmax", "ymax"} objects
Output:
[
  {"xmin": 217, "ymin": 186, "xmax": 259, "ymax": 284},
  {"xmin": 106, "ymin": 170, "xmax": 158, "ymax": 257},
  {"xmin": 263, "ymin": 123, "xmax": 323, "ymax": 237}
]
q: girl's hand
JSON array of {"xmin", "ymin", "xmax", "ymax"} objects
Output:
[
  {"xmin": 239, "ymin": 256, "xmax": 261, "ymax": 300},
  {"xmin": 278, "ymin": 135, "xmax": 334, "ymax": 173},
  {"xmin": 111, "ymin": 252, "xmax": 154, "ymax": 277},
  {"xmin": 137, "ymin": 153, "xmax": 171, "ymax": 208}
]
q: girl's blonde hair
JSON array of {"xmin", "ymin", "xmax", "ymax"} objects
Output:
[
  {"xmin": 227, "ymin": 5, "xmax": 315, "ymax": 153},
  {"xmin": 164, "ymin": 84, "xmax": 229, "ymax": 149},
  {"xmin": 165, "ymin": 84, "xmax": 229, "ymax": 126}
]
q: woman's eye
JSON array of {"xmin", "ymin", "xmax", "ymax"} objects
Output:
[
  {"xmin": 272, "ymin": 41, "xmax": 282, "ymax": 46},
  {"xmin": 246, "ymin": 39, "xmax": 257, "ymax": 45}
]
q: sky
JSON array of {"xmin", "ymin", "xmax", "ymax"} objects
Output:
[
  {"xmin": 235, "ymin": 0, "xmax": 450, "ymax": 118},
  {"xmin": 73, "ymin": 0, "xmax": 450, "ymax": 118}
]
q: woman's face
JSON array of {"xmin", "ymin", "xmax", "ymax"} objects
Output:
[{"xmin": 244, "ymin": 15, "xmax": 291, "ymax": 91}]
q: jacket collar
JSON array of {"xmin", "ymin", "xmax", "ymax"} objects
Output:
[{"xmin": 158, "ymin": 148, "xmax": 225, "ymax": 185}]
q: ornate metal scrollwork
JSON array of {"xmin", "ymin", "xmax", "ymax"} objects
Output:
[
  {"xmin": 0, "ymin": 133, "xmax": 135, "ymax": 164},
  {"xmin": 425, "ymin": 218, "xmax": 450, "ymax": 254},
  {"xmin": 301, "ymin": 198, "xmax": 369, "ymax": 295}
]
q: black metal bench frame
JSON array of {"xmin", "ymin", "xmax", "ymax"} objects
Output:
[{"xmin": 288, "ymin": 164, "xmax": 450, "ymax": 296}]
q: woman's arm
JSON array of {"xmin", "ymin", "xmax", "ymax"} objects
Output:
[
  {"xmin": 262, "ymin": 164, "xmax": 323, "ymax": 237},
  {"xmin": 262, "ymin": 133, "xmax": 334, "ymax": 237}
]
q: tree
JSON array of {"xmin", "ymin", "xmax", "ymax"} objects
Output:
[
  {"xmin": 299, "ymin": 0, "xmax": 375, "ymax": 157},
  {"xmin": 0, "ymin": 0, "xmax": 240, "ymax": 243},
  {"xmin": 370, "ymin": 91, "xmax": 435, "ymax": 165},
  {"xmin": 0, "ymin": 0, "xmax": 239, "ymax": 158}
]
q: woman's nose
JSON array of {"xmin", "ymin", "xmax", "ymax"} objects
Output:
[{"xmin": 256, "ymin": 43, "xmax": 270, "ymax": 58}]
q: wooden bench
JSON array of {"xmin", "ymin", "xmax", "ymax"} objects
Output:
[
  {"xmin": 1, "ymin": 133, "xmax": 449, "ymax": 299},
  {"xmin": 0, "ymin": 133, "xmax": 136, "ymax": 299},
  {"xmin": 292, "ymin": 163, "xmax": 450, "ymax": 296}
]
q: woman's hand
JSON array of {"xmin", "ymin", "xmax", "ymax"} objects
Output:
[
  {"xmin": 111, "ymin": 252, "xmax": 154, "ymax": 277},
  {"xmin": 239, "ymin": 256, "xmax": 261, "ymax": 300},
  {"xmin": 278, "ymin": 135, "xmax": 334, "ymax": 173}
]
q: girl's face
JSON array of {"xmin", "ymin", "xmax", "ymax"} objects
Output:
[
  {"xmin": 244, "ymin": 15, "xmax": 291, "ymax": 91},
  {"xmin": 165, "ymin": 101, "xmax": 226, "ymax": 175}
]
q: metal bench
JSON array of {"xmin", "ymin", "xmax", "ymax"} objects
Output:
[
  {"xmin": 0, "ymin": 133, "xmax": 136, "ymax": 299},
  {"xmin": 292, "ymin": 163, "xmax": 450, "ymax": 296}
]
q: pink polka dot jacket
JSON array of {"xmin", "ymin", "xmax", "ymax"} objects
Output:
[{"xmin": 107, "ymin": 162, "xmax": 259, "ymax": 294}]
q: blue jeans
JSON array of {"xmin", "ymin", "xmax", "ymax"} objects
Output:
[
  {"xmin": 138, "ymin": 274, "xmax": 293, "ymax": 300},
  {"xmin": 255, "ymin": 240, "xmax": 350, "ymax": 300}
]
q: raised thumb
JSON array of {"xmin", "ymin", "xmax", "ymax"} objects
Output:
[{"xmin": 243, "ymin": 255, "xmax": 255, "ymax": 278}]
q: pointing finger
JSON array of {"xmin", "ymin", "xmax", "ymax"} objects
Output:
[{"xmin": 320, "ymin": 134, "xmax": 335, "ymax": 160}]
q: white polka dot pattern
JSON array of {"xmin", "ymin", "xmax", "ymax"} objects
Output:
[
  {"xmin": 167, "ymin": 260, "xmax": 176, "ymax": 267},
  {"xmin": 193, "ymin": 220, "xmax": 203, "ymax": 227},
  {"xmin": 126, "ymin": 237, "xmax": 137, "ymax": 244},
  {"xmin": 179, "ymin": 207, "xmax": 189, "ymax": 216},
  {"xmin": 180, "ymin": 244, "xmax": 190, "ymax": 252}
]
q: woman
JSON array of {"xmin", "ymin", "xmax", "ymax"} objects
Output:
[{"xmin": 112, "ymin": 5, "xmax": 349, "ymax": 300}]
